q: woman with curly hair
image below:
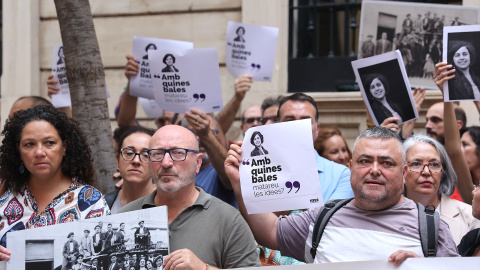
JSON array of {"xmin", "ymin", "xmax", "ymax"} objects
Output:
[{"xmin": 0, "ymin": 105, "xmax": 109, "ymax": 261}]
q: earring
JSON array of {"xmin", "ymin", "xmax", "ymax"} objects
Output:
[{"xmin": 19, "ymin": 162, "xmax": 25, "ymax": 174}]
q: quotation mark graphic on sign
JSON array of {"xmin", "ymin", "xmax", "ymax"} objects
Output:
[
  {"xmin": 285, "ymin": 181, "xmax": 300, "ymax": 193},
  {"xmin": 251, "ymin": 63, "xmax": 261, "ymax": 71},
  {"xmin": 193, "ymin": 93, "xmax": 206, "ymax": 102},
  {"xmin": 242, "ymin": 159, "xmax": 250, "ymax": 165},
  {"xmin": 153, "ymin": 74, "xmax": 161, "ymax": 78}
]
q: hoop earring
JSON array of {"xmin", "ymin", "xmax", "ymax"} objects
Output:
[{"xmin": 19, "ymin": 162, "xmax": 25, "ymax": 174}]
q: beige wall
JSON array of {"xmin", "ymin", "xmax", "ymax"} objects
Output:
[{"xmin": 2, "ymin": 0, "xmax": 480, "ymax": 146}]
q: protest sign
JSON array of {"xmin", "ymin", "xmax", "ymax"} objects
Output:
[
  {"xmin": 442, "ymin": 25, "xmax": 480, "ymax": 101},
  {"xmin": 352, "ymin": 50, "xmax": 418, "ymax": 126},
  {"xmin": 239, "ymin": 119, "xmax": 322, "ymax": 214},
  {"xmin": 6, "ymin": 207, "xmax": 168, "ymax": 270},
  {"xmin": 140, "ymin": 97, "xmax": 164, "ymax": 118},
  {"xmin": 129, "ymin": 36, "xmax": 193, "ymax": 99},
  {"xmin": 149, "ymin": 48, "xmax": 224, "ymax": 114},
  {"xmin": 234, "ymin": 258, "xmax": 480, "ymax": 270},
  {"xmin": 225, "ymin": 21, "xmax": 279, "ymax": 81},
  {"xmin": 51, "ymin": 43, "xmax": 71, "ymax": 108}
]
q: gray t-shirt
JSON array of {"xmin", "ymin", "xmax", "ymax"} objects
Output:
[
  {"xmin": 119, "ymin": 187, "xmax": 260, "ymax": 268},
  {"xmin": 277, "ymin": 197, "xmax": 459, "ymax": 263}
]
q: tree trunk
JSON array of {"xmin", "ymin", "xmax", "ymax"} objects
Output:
[{"xmin": 54, "ymin": 0, "xmax": 116, "ymax": 194}]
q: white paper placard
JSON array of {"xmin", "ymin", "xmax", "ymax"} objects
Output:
[
  {"xmin": 239, "ymin": 119, "xmax": 322, "ymax": 214},
  {"xmin": 50, "ymin": 44, "xmax": 110, "ymax": 108},
  {"xmin": 351, "ymin": 50, "xmax": 418, "ymax": 126},
  {"xmin": 129, "ymin": 36, "xmax": 194, "ymax": 99},
  {"xmin": 442, "ymin": 25, "xmax": 480, "ymax": 101},
  {"xmin": 51, "ymin": 43, "xmax": 72, "ymax": 108},
  {"xmin": 6, "ymin": 207, "xmax": 168, "ymax": 270},
  {"xmin": 149, "ymin": 48, "xmax": 224, "ymax": 114},
  {"xmin": 140, "ymin": 97, "xmax": 164, "ymax": 118},
  {"xmin": 233, "ymin": 258, "xmax": 480, "ymax": 270},
  {"xmin": 225, "ymin": 21, "xmax": 279, "ymax": 81}
]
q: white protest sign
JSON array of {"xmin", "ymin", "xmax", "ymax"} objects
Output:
[
  {"xmin": 51, "ymin": 43, "xmax": 71, "ymax": 108},
  {"xmin": 129, "ymin": 36, "xmax": 193, "ymax": 99},
  {"xmin": 140, "ymin": 97, "xmax": 164, "ymax": 118},
  {"xmin": 51, "ymin": 43, "xmax": 110, "ymax": 108},
  {"xmin": 6, "ymin": 207, "xmax": 169, "ymax": 270},
  {"xmin": 239, "ymin": 119, "xmax": 322, "ymax": 214},
  {"xmin": 226, "ymin": 22, "xmax": 279, "ymax": 81},
  {"xmin": 149, "ymin": 48, "xmax": 224, "ymax": 113},
  {"xmin": 233, "ymin": 258, "xmax": 480, "ymax": 270}
]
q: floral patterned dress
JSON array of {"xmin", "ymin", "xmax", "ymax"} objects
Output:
[{"xmin": 0, "ymin": 177, "xmax": 110, "ymax": 248}]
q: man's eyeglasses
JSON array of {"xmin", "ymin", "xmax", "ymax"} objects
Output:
[
  {"xmin": 261, "ymin": 116, "xmax": 278, "ymax": 125},
  {"xmin": 147, "ymin": 148, "xmax": 199, "ymax": 162},
  {"xmin": 244, "ymin": 117, "xmax": 262, "ymax": 124},
  {"xmin": 120, "ymin": 148, "xmax": 150, "ymax": 163},
  {"xmin": 406, "ymin": 161, "xmax": 442, "ymax": 173}
]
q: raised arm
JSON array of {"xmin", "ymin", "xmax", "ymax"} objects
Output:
[
  {"xmin": 185, "ymin": 109, "xmax": 231, "ymax": 189},
  {"xmin": 47, "ymin": 74, "xmax": 73, "ymax": 117},
  {"xmin": 117, "ymin": 55, "xmax": 140, "ymax": 127},
  {"xmin": 216, "ymin": 75, "xmax": 253, "ymax": 134},
  {"xmin": 401, "ymin": 88, "xmax": 425, "ymax": 139},
  {"xmin": 224, "ymin": 142, "xmax": 280, "ymax": 249},
  {"xmin": 435, "ymin": 62, "xmax": 474, "ymax": 203}
]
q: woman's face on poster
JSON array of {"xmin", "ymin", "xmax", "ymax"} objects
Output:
[
  {"xmin": 254, "ymin": 134, "xmax": 262, "ymax": 147},
  {"xmin": 166, "ymin": 56, "xmax": 174, "ymax": 66},
  {"xmin": 453, "ymin": 46, "xmax": 471, "ymax": 70},
  {"xmin": 369, "ymin": 78, "xmax": 386, "ymax": 100}
]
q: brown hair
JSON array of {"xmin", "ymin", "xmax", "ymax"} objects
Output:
[{"xmin": 314, "ymin": 127, "xmax": 352, "ymax": 160}]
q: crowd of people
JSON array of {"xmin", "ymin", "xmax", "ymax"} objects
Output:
[
  {"xmin": 0, "ymin": 23, "xmax": 480, "ymax": 270},
  {"xmin": 361, "ymin": 11, "xmax": 463, "ymax": 79}
]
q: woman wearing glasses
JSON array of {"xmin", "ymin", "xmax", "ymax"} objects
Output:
[
  {"xmin": 403, "ymin": 134, "xmax": 480, "ymax": 245},
  {"xmin": 105, "ymin": 126, "xmax": 155, "ymax": 214}
]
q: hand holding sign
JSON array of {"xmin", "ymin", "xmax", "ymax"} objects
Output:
[
  {"xmin": 225, "ymin": 21, "xmax": 278, "ymax": 81},
  {"xmin": 237, "ymin": 119, "xmax": 322, "ymax": 214},
  {"xmin": 149, "ymin": 48, "xmax": 223, "ymax": 113}
]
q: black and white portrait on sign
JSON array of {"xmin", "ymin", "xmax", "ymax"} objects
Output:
[
  {"xmin": 8, "ymin": 207, "xmax": 169, "ymax": 270},
  {"xmin": 161, "ymin": 53, "xmax": 179, "ymax": 73},
  {"xmin": 57, "ymin": 46, "xmax": 65, "ymax": 65},
  {"xmin": 234, "ymin": 26, "xmax": 246, "ymax": 42},
  {"xmin": 358, "ymin": 0, "xmax": 480, "ymax": 89},
  {"xmin": 250, "ymin": 131, "xmax": 268, "ymax": 157},
  {"xmin": 352, "ymin": 51, "xmax": 418, "ymax": 126},
  {"xmin": 443, "ymin": 25, "xmax": 480, "ymax": 101},
  {"xmin": 143, "ymin": 43, "xmax": 157, "ymax": 60}
]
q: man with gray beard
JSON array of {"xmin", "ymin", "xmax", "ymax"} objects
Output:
[{"xmin": 119, "ymin": 125, "xmax": 260, "ymax": 270}]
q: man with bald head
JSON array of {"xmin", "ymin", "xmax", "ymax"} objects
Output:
[
  {"xmin": 8, "ymin": 96, "xmax": 52, "ymax": 118},
  {"xmin": 119, "ymin": 125, "xmax": 259, "ymax": 270}
]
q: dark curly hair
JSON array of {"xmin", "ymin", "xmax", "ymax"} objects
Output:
[{"xmin": 0, "ymin": 105, "xmax": 96, "ymax": 193}]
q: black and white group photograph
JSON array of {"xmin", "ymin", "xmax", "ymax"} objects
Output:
[
  {"xmin": 8, "ymin": 207, "xmax": 168, "ymax": 270},
  {"xmin": 358, "ymin": 1, "xmax": 480, "ymax": 89},
  {"xmin": 352, "ymin": 51, "xmax": 418, "ymax": 126}
]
